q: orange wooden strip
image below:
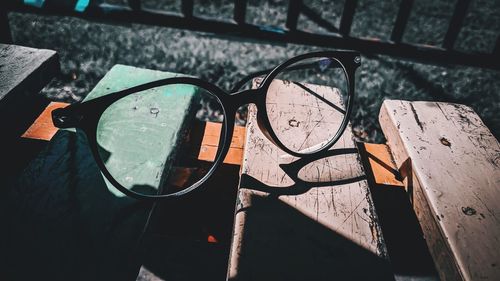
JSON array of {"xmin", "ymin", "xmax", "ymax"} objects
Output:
[
  {"xmin": 21, "ymin": 102, "xmax": 69, "ymax": 141},
  {"xmin": 200, "ymin": 122, "xmax": 246, "ymax": 148},
  {"xmin": 197, "ymin": 122, "xmax": 246, "ymax": 165},
  {"xmin": 198, "ymin": 145, "xmax": 244, "ymax": 166},
  {"xmin": 362, "ymin": 143, "xmax": 404, "ymax": 187}
]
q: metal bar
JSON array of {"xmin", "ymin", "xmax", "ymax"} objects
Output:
[
  {"xmin": 128, "ymin": 0, "xmax": 141, "ymax": 11},
  {"xmin": 286, "ymin": 0, "xmax": 301, "ymax": 31},
  {"xmin": 0, "ymin": 10, "xmax": 12, "ymax": 44},
  {"xmin": 339, "ymin": 0, "xmax": 357, "ymax": 36},
  {"xmin": 181, "ymin": 0, "xmax": 194, "ymax": 18},
  {"xmin": 494, "ymin": 36, "xmax": 500, "ymax": 57},
  {"xmin": 390, "ymin": 0, "xmax": 414, "ymax": 43},
  {"xmin": 6, "ymin": 4, "xmax": 499, "ymax": 70},
  {"xmin": 234, "ymin": 0, "xmax": 247, "ymax": 24},
  {"xmin": 442, "ymin": 0, "xmax": 470, "ymax": 50},
  {"xmin": 301, "ymin": 4, "xmax": 338, "ymax": 33}
]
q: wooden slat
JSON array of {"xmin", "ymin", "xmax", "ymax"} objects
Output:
[
  {"xmin": 197, "ymin": 121, "xmax": 246, "ymax": 165},
  {"xmin": 21, "ymin": 101, "xmax": 68, "ymax": 140},
  {"xmin": 379, "ymin": 99, "xmax": 500, "ymax": 281},
  {"xmin": 83, "ymin": 65, "xmax": 199, "ymax": 196},
  {"xmin": 0, "ymin": 44, "xmax": 57, "ymax": 101},
  {"xmin": 362, "ymin": 143, "xmax": 404, "ymax": 188},
  {"xmin": 359, "ymin": 142, "xmax": 440, "ymax": 280},
  {"xmin": 227, "ymin": 81, "xmax": 392, "ymax": 280},
  {"xmin": 0, "ymin": 44, "xmax": 59, "ymax": 141},
  {"xmin": 0, "ymin": 44, "xmax": 59, "ymax": 182}
]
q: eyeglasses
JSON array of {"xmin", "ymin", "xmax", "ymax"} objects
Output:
[{"xmin": 52, "ymin": 51, "xmax": 361, "ymax": 200}]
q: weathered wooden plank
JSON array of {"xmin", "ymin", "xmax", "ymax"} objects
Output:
[
  {"xmin": 0, "ymin": 44, "xmax": 59, "ymax": 141},
  {"xmin": 362, "ymin": 143, "xmax": 404, "ymax": 188},
  {"xmin": 379, "ymin": 100, "xmax": 500, "ymax": 281},
  {"xmin": 21, "ymin": 101, "xmax": 68, "ymax": 140},
  {"xmin": 198, "ymin": 122, "xmax": 246, "ymax": 165},
  {"xmin": 84, "ymin": 64, "xmax": 198, "ymax": 196},
  {"xmin": 227, "ymin": 81, "xmax": 392, "ymax": 280},
  {"xmin": 359, "ymin": 143, "xmax": 440, "ymax": 281},
  {"xmin": 0, "ymin": 43, "xmax": 58, "ymax": 102}
]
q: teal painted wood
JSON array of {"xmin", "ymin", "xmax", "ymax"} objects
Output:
[
  {"xmin": 84, "ymin": 64, "xmax": 198, "ymax": 196},
  {"xmin": 0, "ymin": 65, "xmax": 194, "ymax": 280},
  {"xmin": 82, "ymin": 64, "xmax": 181, "ymax": 101}
]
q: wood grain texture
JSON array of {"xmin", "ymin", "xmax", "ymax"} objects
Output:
[
  {"xmin": 227, "ymin": 81, "xmax": 392, "ymax": 281},
  {"xmin": 22, "ymin": 101, "xmax": 69, "ymax": 140},
  {"xmin": 198, "ymin": 121, "xmax": 246, "ymax": 165},
  {"xmin": 362, "ymin": 143, "xmax": 404, "ymax": 188},
  {"xmin": 379, "ymin": 100, "xmax": 500, "ymax": 281},
  {"xmin": 0, "ymin": 44, "xmax": 59, "ymax": 141},
  {"xmin": 0, "ymin": 44, "xmax": 58, "ymax": 101},
  {"xmin": 89, "ymin": 64, "xmax": 196, "ymax": 196}
]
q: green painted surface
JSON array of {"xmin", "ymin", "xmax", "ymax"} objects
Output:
[{"xmin": 86, "ymin": 64, "xmax": 197, "ymax": 196}]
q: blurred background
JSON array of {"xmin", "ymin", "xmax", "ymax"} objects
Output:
[{"xmin": 7, "ymin": 0, "xmax": 500, "ymax": 142}]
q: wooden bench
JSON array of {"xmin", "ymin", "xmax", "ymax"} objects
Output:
[
  {"xmin": 15, "ymin": 69, "xmax": 499, "ymax": 280},
  {"xmin": 0, "ymin": 44, "xmax": 59, "ymax": 139},
  {"xmin": 0, "ymin": 44, "xmax": 59, "ymax": 178},
  {"xmin": 380, "ymin": 100, "xmax": 500, "ymax": 281},
  {"xmin": 13, "ymin": 63, "xmax": 249, "ymax": 280},
  {"xmin": 227, "ymin": 81, "xmax": 393, "ymax": 280}
]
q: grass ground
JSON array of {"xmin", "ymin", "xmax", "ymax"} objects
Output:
[{"xmin": 8, "ymin": 0, "xmax": 500, "ymax": 142}]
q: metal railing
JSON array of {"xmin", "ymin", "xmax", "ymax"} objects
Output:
[{"xmin": 3, "ymin": 0, "xmax": 499, "ymax": 70}]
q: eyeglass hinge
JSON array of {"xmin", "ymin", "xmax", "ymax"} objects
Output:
[{"xmin": 52, "ymin": 107, "xmax": 81, "ymax": 128}]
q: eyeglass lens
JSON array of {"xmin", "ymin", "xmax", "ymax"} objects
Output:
[{"xmin": 95, "ymin": 84, "xmax": 225, "ymax": 197}]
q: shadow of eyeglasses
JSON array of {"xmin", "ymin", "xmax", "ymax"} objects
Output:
[{"xmin": 240, "ymin": 147, "xmax": 366, "ymax": 197}]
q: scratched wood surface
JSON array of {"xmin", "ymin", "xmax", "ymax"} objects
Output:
[
  {"xmin": 0, "ymin": 44, "xmax": 58, "ymax": 102},
  {"xmin": 0, "ymin": 44, "xmax": 59, "ymax": 139},
  {"xmin": 0, "ymin": 43, "xmax": 59, "ymax": 188},
  {"xmin": 379, "ymin": 100, "xmax": 500, "ymax": 281},
  {"xmin": 227, "ymin": 80, "xmax": 393, "ymax": 281}
]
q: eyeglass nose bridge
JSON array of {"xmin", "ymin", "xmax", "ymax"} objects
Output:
[{"xmin": 230, "ymin": 88, "xmax": 261, "ymax": 106}]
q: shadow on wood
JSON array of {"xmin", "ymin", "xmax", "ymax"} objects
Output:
[
  {"xmin": 230, "ymin": 192, "xmax": 394, "ymax": 280},
  {"xmin": 137, "ymin": 162, "xmax": 241, "ymax": 280},
  {"xmin": 358, "ymin": 143, "xmax": 439, "ymax": 281},
  {"xmin": 0, "ymin": 130, "xmax": 153, "ymax": 281}
]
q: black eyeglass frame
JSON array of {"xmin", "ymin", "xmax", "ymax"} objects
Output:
[{"xmin": 52, "ymin": 50, "xmax": 361, "ymax": 200}]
